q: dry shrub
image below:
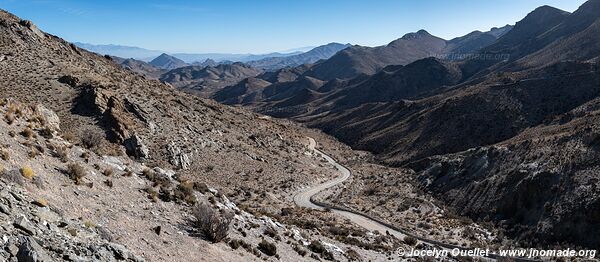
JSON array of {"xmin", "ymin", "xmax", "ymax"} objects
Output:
[
  {"xmin": 28, "ymin": 146, "xmax": 38, "ymax": 159},
  {"xmin": 39, "ymin": 127, "xmax": 53, "ymax": 139},
  {"xmin": 1, "ymin": 148, "xmax": 9, "ymax": 160},
  {"xmin": 146, "ymin": 187, "xmax": 158, "ymax": 203},
  {"xmin": 81, "ymin": 129, "xmax": 104, "ymax": 149},
  {"xmin": 103, "ymin": 168, "xmax": 114, "ymax": 177},
  {"xmin": 67, "ymin": 163, "xmax": 86, "ymax": 185},
  {"xmin": 192, "ymin": 201, "xmax": 234, "ymax": 243},
  {"xmin": 123, "ymin": 169, "xmax": 134, "ymax": 177},
  {"xmin": 308, "ymin": 241, "xmax": 334, "ymax": 260},
  {"xmin": 257, "ymin": 240, "xmax": 277, "ymax": 256},
  {"xmin": 4, "ymin": 112, "xmax": 14, "ymax": 125},
  {"xmin": 62, "ymin": 132, "xmax": 76, "ymax": 142},
  {"xmin": 146, "ymin": 187, "xmax": 159, "ymax": 202},
  {"xmin": 345, "ymin": 249, "xmax": 361, "ymax": 261},
  {"xmin": 174, "ymin": 181, "xmax": 197, "ymax": 204},
  {"xmin": 55, "ymin": 145, "xmax": 69, "ymax": 162},
  {"xmin": 20, "ymin": 128, "xmax": 34, "ymax": 139},
  {"xmin": 264, "ymin": 227, "xmax": 279, "ymax": 240},
  {"xmin": 403, "ymin": 235, "xmax": 418, "ymax": 246},
  {"xmin": 293, "ymin": 244, "xmax": 308, "ymax": 257},
  {"xmin": 20, "ymin": 166, "xmax": 35, "ymax": 179}
]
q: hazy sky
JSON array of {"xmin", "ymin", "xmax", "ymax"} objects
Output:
[{"xmin": 0, "ymin": 0, "xmax": 588, "ymax": 54}]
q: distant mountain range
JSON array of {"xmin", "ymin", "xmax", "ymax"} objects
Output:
[
  {"xmin": 107, "ymin": 43, "xmax": 354, "ymax": 96},
  {"xmin": 73, "ymin": 42, "xmax": 164, "ymax": 60},
  {"xmin": 247, "ymin": 43, "xmax": 352, "ymax": 70},
  {"xmin": 302, "ymin": 26, "xmax": 512, "ymax": 81},
  {"xmin": 74, "ymin": 42, "xmax": 316, "ymax": 63}
]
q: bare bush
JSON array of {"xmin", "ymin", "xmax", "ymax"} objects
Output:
[
  {"xmin": 81, "ymin": 129, "xmax": 104, "ymax": 149},
  {"xmin": 192, "ymin": 201, "xmax": 234, "ymax": 243},
  {"xmin": 258, "ymin": 240, "xmax": 277, "ymax": 256},
  {"xmin": 67, "ymin": 163, "xmax": 87, "ymax": 185},
  {"xmin": 403, "ymin": 235, "xmax": 418, "ymax": 246}
]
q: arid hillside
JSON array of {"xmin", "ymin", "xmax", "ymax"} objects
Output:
[{"xmin": 0, "ymin": 8, "xmax": 509, "ymax": 262}]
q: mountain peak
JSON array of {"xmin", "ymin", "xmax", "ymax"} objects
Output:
[
  {"xmin": 149, "ymin": 53, "xmax": 188, "ymax": 70},
  {"xmin": 524, "ymin": 5, "xmax": 570, "ymax": 23},
  {"xmin": 401, "ymin": 30, "xmax": 432, "ymax": 40}
]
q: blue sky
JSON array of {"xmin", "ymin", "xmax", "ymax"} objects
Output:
[{"xmin": 0, "ymin": 0, "xmax": 587, "ymax": 53}]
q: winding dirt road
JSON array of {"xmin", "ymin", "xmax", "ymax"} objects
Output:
[
  {"xmin": 293, "ymin": 137, "xmax": 535, "ymax": 261},
  {"xmin": 293, "ymin": 137, "xmax": 410, "ymax": 240}
]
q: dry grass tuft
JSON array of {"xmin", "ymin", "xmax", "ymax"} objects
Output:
[
  {"xmin": 0, "ymin": 148, "xmax": 9, "ymax": 161},
  {"xmin": 20, "ymin": 166, "xmax": 35, "ymax": 179},
  {"xmin": 20, "ymin": 127, "xmax": 34, "ymax": 139}
]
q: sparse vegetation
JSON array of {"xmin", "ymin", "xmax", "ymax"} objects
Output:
[
  {"xmin": 174, "ymin": 182, "xmax": 197, "ymax": 204},
  {"xmin": 403, "ymin": 235, "xmax": 418, "ymax": 246},
  {"xmin": 20, "ymin": 127, "xmax": 34, "ymax": 139},
  {"xmin": 20, "ymin": 166, "xmax": 35, "ymax": 179},
  {"xmin": 257, "ymin": 240, "xmax": 277, "ymax": 256},
  {"xmin": 1, "ymin": 148, "xmax": 9, "ymax": 160},
  {"xmin": 67, "ymin": 163, "xmax": 86, "ymax": 185},
  {"xmin": 84, "ymin": 220, "xmax": 96, "ymax": 229},
  {"xmin": 263, "ymin": 227, "xmax": 279, "ymax": 239},
  {"xmin": 293, "ymin": 244, "xmax": 308, "ymax": 257},
  {"xmin": 192, "ymin": 201, "xmax": 234, "ymax": 243},
  {"xmin": 39, "ymin": 126, "xmax": 53, "ymax": 138},
  {"xmin": 81, "ymin": 129, "xmax": 104, "ymax": 149},
  {"xmin": 4, "ymin": 112, "xmax": 15, "ymax": 125},
  {"xmin": 309, "ymin": 240, "xmax": 334, "ymax": 260}
]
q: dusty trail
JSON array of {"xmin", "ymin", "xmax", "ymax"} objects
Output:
[
  {"xmin": 294, "ymin": 137, "xmax": 411, "ymax": 240},
  {"xmin": 294, "ymin": 137, "xmax": 536, "ymax": 262}
]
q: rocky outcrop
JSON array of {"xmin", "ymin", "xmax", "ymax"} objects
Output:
[
  {"xmin": 34, "ymin": 105, "xmax": 60, "ymax": 132},
  {"xmin": 124, "ymin": 133, "xmax": 149, "ymax": 160},
  {"xmin": 167, "ymin": 142, "xmax": 192, "ymax": 170},
  {"xmin": 18, "ymin": 20, "xmax": 44, "ymax": 38},
  {"xmin": 0, "ymin": 182, "xmax": 144, "ymax": 262}
]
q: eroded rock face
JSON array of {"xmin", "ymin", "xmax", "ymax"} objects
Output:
[
  {"xmin": 71, "ymin": 85, "xmax": 156, "ymax": 161},
  {"xmin": 34, "ymin": 105, "xmax": 60, "ymax": 132},
  {"xmin": 412, "ymin": 142, "xmax": 600, "ymax": 248},
  {"xmin": 18, "ymin": 20, "xmax": 44, "ymax": 38},
  {"xmin": 124, "ymin": 133, "xmax": 149, "ymax": 160},
  {"xmin": 167, "ymin": 142, "xmax": 192, "ymax": 170}
]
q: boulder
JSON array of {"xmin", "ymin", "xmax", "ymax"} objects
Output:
[
  {"xmin": 124, "ymin": 133, "xmax": 149, "ymax": 160},
  {"xmin": 16, "ymin": 237, "xmax": 51, "ymax": 262},
  {"xmin": 166, "ymin": 142, "xmax": 192, "ymax": 170},
  {"xmin": 13, "ymin": 216, "xmax": 36, "ymax": 235},
  {"xmin": 34, "ymin": 105, "xmax": 60, "ymax": 132}
]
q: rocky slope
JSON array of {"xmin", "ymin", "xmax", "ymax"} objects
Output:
[
  {"xmin": 0, "ymin": 99, "xmax": 425, "ymax": 261},
  {"xmin": 0, "ymin": 8, "xmax": 486, "ymax": 261},
  {"xmin": 302, "ymin": 30, "xmax": 447, "ymax": 80},
  {"xmin": 160, "ymin": 63, "xmax": 262, "ymax": 97},
  {"xmin": 111, "ymin": 56, "xmax": 166, "ymax": 79}
]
